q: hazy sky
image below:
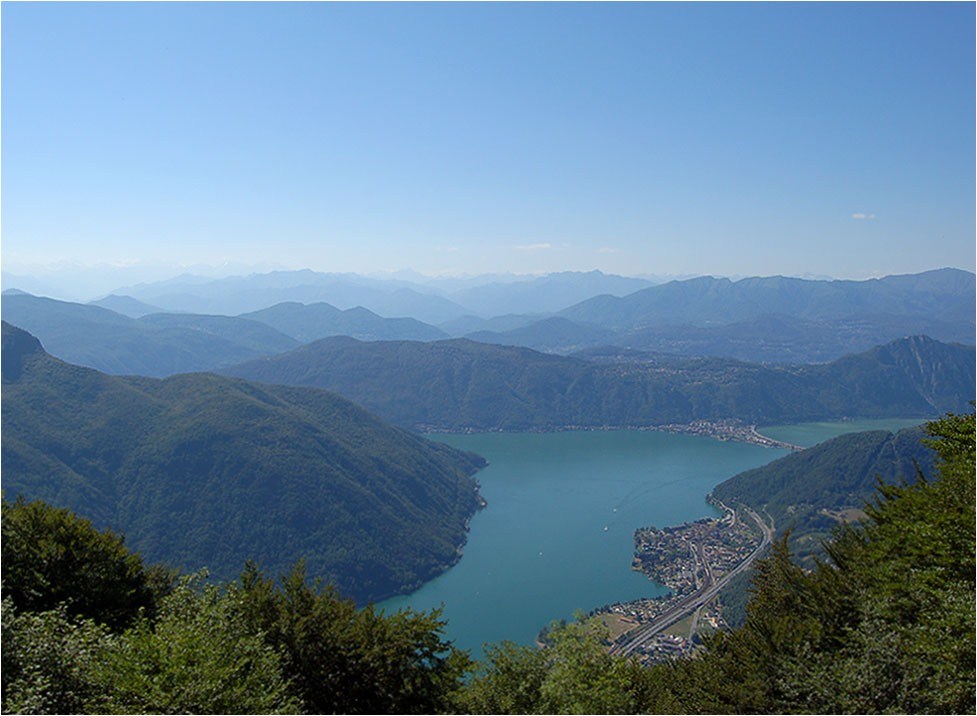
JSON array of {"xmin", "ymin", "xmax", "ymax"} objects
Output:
[{"xmin": 2, "ymin": 2, "xmax": 974, "ymax": 280}]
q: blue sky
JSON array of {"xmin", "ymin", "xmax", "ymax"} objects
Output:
[{"xmin": 2, "ymin": 2, "xmax": 974, "ymax": 281}]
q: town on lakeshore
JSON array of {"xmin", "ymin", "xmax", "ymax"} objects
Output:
[
  {"xmin": 652, "ymin": 420, "xmax": 804, "ymax": 450},
  {"xmin": 429, "ymin": 419, "xmax": 804, "ymax": 451},
  {"xmin": 590, "ymin": 501, "xmax": 774, "ymax": 664}
]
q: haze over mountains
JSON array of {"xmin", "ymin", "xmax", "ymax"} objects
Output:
[
  {"xmin": 3, "ymin": 267, "xmax": 973, "ymax": 368},
  {"xmin": 1, "ymin": 293, "xmax": 301, "ymax": 377},
  {"xmin": 241, "ymin": 302, "xmax": 449, "ymax": 344}
]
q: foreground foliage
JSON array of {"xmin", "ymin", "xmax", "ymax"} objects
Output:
[
  {"xmin": 2, "ymin": 411, "xmax": 973, "ymax": 713},
  {"xmin": 237, "ymin": 562, "xmax": 470, "ymax": 714},
  {"xmin": 1, "ymin": 498, "xmax": 172, "ymax": 630}
]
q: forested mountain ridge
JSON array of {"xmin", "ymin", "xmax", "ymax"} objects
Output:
[
  {"xmin": 222, "ymin": 334, "xmax": 975, "ymax": 430},
  {"xmin": 1, "ymin": 322, "xmax": 486, "ymax": 603},
  {"xmin": 461, "ymin": 310, "xmax": 976, "ymax": 363},
  {"xmin": 465, "ymin": 316, "xmax": 618, "ymax": 354}
]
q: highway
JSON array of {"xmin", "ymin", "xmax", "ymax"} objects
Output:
[{"xmin": 612, "ymin": 506, "xmax": 774, "ymax": 657}]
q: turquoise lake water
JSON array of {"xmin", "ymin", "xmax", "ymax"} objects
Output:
[
  {"xmin": 759, "ymin": 417, "xmax": 928, "ymax": 448},
  {"xmin": 378, "ymin": 418, "xmax": 930, "ymax": 657}
]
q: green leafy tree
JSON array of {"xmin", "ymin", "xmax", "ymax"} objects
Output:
[
  {"xmin": 805, "ymin": 410, "xmax": 976, "ymax": 713},
  {"xmin": 460, "ymin": 641, "xmax": 548, "ymax": 714},
  {"xmin": 1, "ymin": 496, "xmax": 173, "ymax": 630},
  {"xmin": 1, "ymin": 597, "xmax": 110, "ymax": 714},
  {"xmin": 461, "ymin": 618, "xmax": 670, "ymax": 714},
  {"xmin": 88, "ymin": 575, "xmax": 299, "ymax": 714},
  {"xmin": 239, "ymin": 562, "xmax": 470, "ymax": 714}
]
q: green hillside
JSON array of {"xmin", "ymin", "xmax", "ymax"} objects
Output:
[
  {"xmin": 1, "ymin": 322, "xmax": 485, "ymax": 603},
  {"xmin": 222, "ymin": 335, "xmax": 975, "ymax": 430},
  {"xmin": 712, "ymin": 426, "xmax": 935, "ymax": 567}
]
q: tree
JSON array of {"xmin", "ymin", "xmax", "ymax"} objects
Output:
[
  {"xmin": 461, "ymin": 618, "xmax": 669, "ymax": 714},
  {"xmin": 239, "ymin": 562, "xmax": 470, "ymax": 714},
  {"xmin": 88, "ymin": 575, "xmax": 299, "ymax": 714},
  {"xmin": 459, "ymin": 640, "xmax": 548, "ymax": 714},
  {"xmin": 1, "ymin": 598, "xmax": 110, "ymax": 714},
  {"xmin": 1, "ymin": 496, "xmax": 173, "ymax": 630}
]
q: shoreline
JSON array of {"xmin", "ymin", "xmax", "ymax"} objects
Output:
[{"xmin": 420, "ymin": 420, "xmax": 805, "ymax": 450}]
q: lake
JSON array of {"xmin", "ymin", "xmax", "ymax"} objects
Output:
[{"xmin": 378, "ymin": 419, "xmax": 927, "ymax": 657}]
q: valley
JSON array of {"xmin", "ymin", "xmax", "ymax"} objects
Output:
[
  {"xmin": 377, "ymin": 418, "xmax": 925, "ymax": 656},
  {"xmin": 2, "ymin": 268, "xmax": 972, "ymax": 612},
  {"xmin": 4, "ymin": 5, "xmax": 973, "ymax": 709},
  {"xmin": 2, "ymin": 270, "xmax": 972, "ymax": 710}
]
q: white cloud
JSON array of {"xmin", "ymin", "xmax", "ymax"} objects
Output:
[
  {"xmin": 851, "ymin": 213, "xmax": 876, "ymax": 220},
  {"xmin": 515, "ymin": 242, "xmax": 552, "ymax": 251}
]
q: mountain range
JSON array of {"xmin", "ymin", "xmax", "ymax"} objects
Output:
[
  {"xmin": 1, "ymin": 293, "xmax": 300, "ymax": 377},
  {"xmin": 2, "ymin": 293, "xmax": 450, "ymax": 377},
  {"xmin": 1, "ymin": 322, "xmax": 486, "ymax": 603},
  {"xmin": 6, "ymin": 268, "xmax": 973, "ymax": 374},
  {"xmin": 474, "ymin": 268, "xmax": 975, "ymax": 362},
  {"xmin": 110, "ymin": 270, "xmax": 470, "ymax": 323},
  {"xmin": 559, "ymin": 268, "xmax": 975, "ymax": 329},
  {"xmin": 240, "ymin": 301, "xmax": 449, "ymax": 343},
  {"xmin": 221, "ymin": 334, "xmax": 975, "ymax": 431}
]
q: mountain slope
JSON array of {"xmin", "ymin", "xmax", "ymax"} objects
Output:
[
  {"xmin": 1, "ymin": 322, "xmax": 486, "ymax": 603},
  {"xmin": 620, "ymin": 312, "xmax": 976, "ymax": 363},
  {"xmin": 712, "ymin": 426, "xmax": 935, "ymax": 564},
  {"xmin": 451, "ymin": 270, "xmax": 976, "ymax": 363},
  {"xmin": 88, "ymin": 294, "xmax": 165, "ymax": 318},
  {"xmin": 449, "ymin": 270, "xmax": 655, "ymax": 316},
  {"xmin": 221, "ymin": 335, "xmax": 975, "ymax": 430},
  {"xmin": 559, "ymin": 268, "xmax": 976, "ymax": 330},
  {"xmin": 708, "ymin": 423, "xmax": 940, "ymax": 629},
  {"xmin": 241, "ymin": 301, "xmax": 448, "ymax": 343},
  {"xmin": 121, "ymin": 270, "xmax": 470, "ymax": 323},
  {"xmin": 465, "ymin": 316, "xmax": 617, "ymax": 354},
  {"xmin": 2, "ymin": 293, "xmax": 299, "ymax": 377}
]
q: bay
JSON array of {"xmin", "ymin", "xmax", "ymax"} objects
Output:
[
  {"xmin": 759, "ymin": 417, "xmax": 930, "ymax": 448},
  {"xmin": 380, "ymin": 419, "xmax": 930, "ymax": 657},
  {"xmin": 379, "ymin": 430, "xmax": 789, "ymax": 657}
]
